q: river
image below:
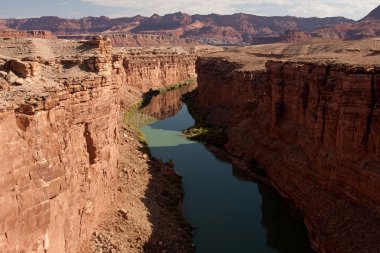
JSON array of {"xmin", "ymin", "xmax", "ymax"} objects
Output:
[{"xmin": 135, "ymin": 84, "xmax": 314, "ymax": 253}]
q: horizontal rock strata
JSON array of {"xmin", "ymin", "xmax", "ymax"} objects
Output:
[
  {"xmin": 193, "ymin": 43, "xmax": 380, "ymax": 252},
  {"xmin": 0, "ymin": 30, "xmax": 57, "ymax": 39},
  {"xmin": 0, "ymin": 37, "xmax": 198, "ymax": 252}
]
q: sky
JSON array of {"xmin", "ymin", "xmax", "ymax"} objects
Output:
[{"xmin": 0, "ymin": 0, "xmax": 378, "ymax": 20}]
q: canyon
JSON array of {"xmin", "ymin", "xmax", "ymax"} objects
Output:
[
  {"xmin": 0, "ymin": 5, "xmax": 379, "ymax": 46},
  {"xmin": 0, "ymin": 36, "xmax": 200, "ymax": 252},
  {"xmin": 0, "ymin": 20, "xmax": 379, "ymax": 253},
  {"xmin": 192, "ymin": 39, "xmax": 380, "ymax": 253}
]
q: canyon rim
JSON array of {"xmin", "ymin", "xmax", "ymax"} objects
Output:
[{"xmin": 0, "ymin": 2, "xmax": 379, "ymax": 253}]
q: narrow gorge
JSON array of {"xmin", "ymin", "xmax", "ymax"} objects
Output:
[
  {"xmin": 0, "ymin": 35, "xmax": 379, "ymax": 253},
  {"xmin": 0, "ymin": 37, "xmax": 198, "ymax": 252},
  {"xmin": 192, "ymin": 41, "xmax": 380, "ymax": 253}
]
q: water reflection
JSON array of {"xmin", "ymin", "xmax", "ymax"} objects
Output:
[
  {"xmin": 137, "ymin": 84, "xmax": 313, "ymax": 253},
  {"xmin": 128, "ymin": 82, "xmax": 197, "ymax": 129},
  {"xmin": 259, "ymin": 185, "xmax": 314, "ymax": 253},
  {"xmin": 141, "ymin": 82, "xmax": 197, "ymax": 120}
]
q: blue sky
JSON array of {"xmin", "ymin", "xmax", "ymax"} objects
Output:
[{"xmin": 0, "ymin": 0, "xmax": 378, "ymax": 20}]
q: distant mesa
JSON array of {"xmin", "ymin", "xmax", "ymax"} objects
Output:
[
  {"xmin": 0, "ymin": 5, "xmax": 379, "ymax": 46},
  {"xmin": 0, "ymin": 30, "xmax": 56, "ymax": 39}
]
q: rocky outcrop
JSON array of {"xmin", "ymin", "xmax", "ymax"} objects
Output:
[
  {"xmin": 0, "ymin": 30, "xmax": 56, "ymax": 39},
  {"xmin": 193, "ymin": 51, "xmax": 380, "ymax": 252},
  {"xmin": 0, "ymin": 37, "xmax": 198, "ymax": 252}
]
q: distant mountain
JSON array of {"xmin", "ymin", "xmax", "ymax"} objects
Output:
[
  {"xmin": 0, "ymin": 12, "xmax": 355, "ymax": 45},
  {"xmin": 0, "ymin": 16, "xmax": 143, "ymax": 34},
  {"xmin": 313, "ymin": 5, "xmax": 380, "ymax": 41},
  {"xmin": 361, "ymin": 5, "xmax": 380, "ymax": 21},
  {"xmin": 2, "ymin": 6, "xmax": 379, "ymax": 46}
]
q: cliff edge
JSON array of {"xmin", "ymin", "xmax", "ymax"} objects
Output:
[
  {"xmin": 0, "ymin": 37, "xmax": 200, "ymax": 252},
  {"xmin": 193, "ymin": 39, "xmax": 380, "ymax": 253}
]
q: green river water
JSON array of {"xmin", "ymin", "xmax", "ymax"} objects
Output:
[{"xmin": 135, "ymin": 85, "xmax": 314, "ymax": 253}]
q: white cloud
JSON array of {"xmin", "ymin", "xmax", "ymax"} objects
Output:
[
  {"xmin": 57, "ymin": 1, "xmax": 73, "ymax": 5},
  {"xmin": 81, "ymin": 0, "xmax": 379, "ymax": 20},
  {"xmin": 287, "ymin": 1, "xmax": 379, "ymax": 19}
]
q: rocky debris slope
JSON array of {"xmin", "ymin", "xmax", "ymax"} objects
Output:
[
  {"xmin": 192, "ymin": 39, "xmax": 380, "ymax": 253},
  {"xmin": 0, "ymin": 37, "xmax": 199, "ymax": 252},
  {"xmin": 81, "ymin": 125, "xmax": 193, "ymax": 253}
]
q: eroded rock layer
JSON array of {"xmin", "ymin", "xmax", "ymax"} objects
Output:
[
  {"xmin": 0, "ymin": 37, "xmax": 122, "ymax": 253},
  {"xmin": 0, "ymin": 37, "xmax": 198, "ymax": 252},
  {"xmin": 58, "ymin": 34, "xmax": 193, "ymax": 47},
  {"xmin": 116, "ymin": 47, "xmax": 197, "ymax": 91},
  {"xmin": 0, "ymin": 30, "xmax": 57, "ymax": 39},
  {"xmin": 193, "ymin": 40, "xmax": 380, "ymax": 253}
]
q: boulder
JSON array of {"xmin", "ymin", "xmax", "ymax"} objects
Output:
[
  {"xmin": 8, "ymin": 59, "xmax": 31, "ymax": 78},
  {"xmin": 6, "ymin": 71, "xmax": 24, "ymax": 86}
]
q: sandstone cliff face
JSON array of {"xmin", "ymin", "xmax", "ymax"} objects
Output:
[
  {"xmin": 194, "ymin": 54, "xmax": 380, "ymax": 252},
  {"xmin": 0, "ymin": 37, "xmax": 124, "ymax": 253},
  {"xmin": 118, "ymin": 47, "xmax": 197, "ymax": 92},
  {"xmin": 0, "ymin": 37, "xmax": 198, "ymax": 252}
]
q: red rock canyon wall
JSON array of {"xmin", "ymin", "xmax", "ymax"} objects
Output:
[
  {"xmin": 0, "ymin": 38, "xmax": 122, "ymax": 253},
  {"xmin": 121, "ymin": 48, "xmax": 196, "ymax": 92},
  {"xmin": 194, "ymin": 58, "xmax": 380, "ymax": 253},
  {"xmin": 0, "ymin": 37, "xmax": 196, "ymax": 252}
]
